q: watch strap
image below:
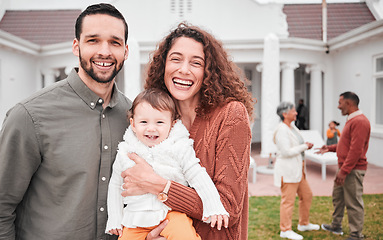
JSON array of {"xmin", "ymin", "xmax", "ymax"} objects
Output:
[{"xmin": 162, "ymin": 180, "xmax": 171, "ymax": 194}]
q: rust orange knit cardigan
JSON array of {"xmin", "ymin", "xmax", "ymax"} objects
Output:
[{"xmin": 165, "ymin": 101, "xmax": 252, "ymax": 240}]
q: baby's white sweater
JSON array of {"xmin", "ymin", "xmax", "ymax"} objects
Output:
[{"xmin": 105, "ymin": 120, "xmax": 228, "ymax": 232}]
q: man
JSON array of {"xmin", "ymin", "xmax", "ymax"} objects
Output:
[
  {"xmin": 316, "ymin": 92, "xmax": 370, "ymax": 240},
  {"xmin": 0, "ymin": 4, "xmax": 131, "ymax": 240},
  {"xmin": 295, "ymin": 99, "xmax": 308, "ymax": 130}
]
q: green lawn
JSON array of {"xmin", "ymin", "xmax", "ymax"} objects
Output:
[{"xmin": 248, "ymin": 194, "xmax": 383, "ymax": 239}]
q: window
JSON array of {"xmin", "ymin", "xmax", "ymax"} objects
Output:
[
  {"xmin": 376, "ymin": 77, "xmax": 383, "ymax": 125},
  {"xmin": 374, "ymin": 55, "xmax": 383, "ymax": 126},
  {"xmin": 170, "ymin": 0, "xmax": 192, "ymax": 18}
]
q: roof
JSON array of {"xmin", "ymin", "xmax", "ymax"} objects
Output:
[
  {"xmin": 0, "ymin": 4, "xmax": 377, "ymax": 45},
  {"xmin": 283, "ymin": 2, "xmax": 376, "ymax": 41},
  {"xmin": 0, "ymin": 10, "xmax": 81, "ymax": 45}
]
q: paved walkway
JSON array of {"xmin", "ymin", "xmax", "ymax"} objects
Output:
[{"xmin": 248, "ymin": 143, "xmax": 383, "ymax": 196}]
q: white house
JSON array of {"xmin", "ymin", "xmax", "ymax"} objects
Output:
[{"xmin": 0, "ymin": 0, "xmax": 382, "ymax": 166}]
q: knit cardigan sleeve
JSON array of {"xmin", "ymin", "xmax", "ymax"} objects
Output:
[{"xmin": 165, "ymin": 101, "xmax": 251, "ymax": 228}]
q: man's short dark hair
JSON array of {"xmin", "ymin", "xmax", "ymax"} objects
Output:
[
  {"xmin": 340, "ymin": 91, "xmax": 360, "ymax": 106},
  {"xmin": 75, "ymin": 3, "xmax": 128, "ymax": 43}
]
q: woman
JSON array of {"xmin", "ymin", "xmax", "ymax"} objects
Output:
[
  {"xmin": 273, "ymin": 102, "xmax": 319, "ymax": 240},
  {"xmin": 121, "ymin": 23, "xmax": 253, "ymax": 240}
]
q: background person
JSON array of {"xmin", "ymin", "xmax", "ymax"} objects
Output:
[
  {"xmin": 326, "ymin": 120, "xmax": 341, "ymax": 145},
  {"xmin": 0, "ymin": 4, "xmax": 131, "ymax": 240},
  {"xmin": 273, "ymin": 101, "xmax": 319, "ymax": 240},
  {"xmin": 317, "ymin": 92, "xmax": 371, "ymax": 240},
  {"xmin": 295, "ymin": 99, "xmax": 308, "ymax": 130},
  {"xmin": 105, "ymin": 89, "xmax": 228, "ymax": 240},
  {"xmin": 120, "ymin": 23, "xmax": 253, "ymax": 240}
]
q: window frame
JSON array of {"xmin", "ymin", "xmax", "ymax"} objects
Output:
[{"xmin": 373, "ymin": 53, "xmax": 383, "ymax": 132}]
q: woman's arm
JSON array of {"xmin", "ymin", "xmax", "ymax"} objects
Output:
[
  {"xmin": 275, "ymin": 127, "xmax": 308, "ymax": 158},
  {"xmin": 166, "ymin": 102, "xmax": 251, "ymax": 226}
]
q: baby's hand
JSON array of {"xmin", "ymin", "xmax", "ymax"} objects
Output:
[
  {"xmin": 203, "ymin": 214, "xmax": 229, "ymax": 230},
  {"xmin": 109, "ymin": 228, "xmax": 123, "ymax": 237}
]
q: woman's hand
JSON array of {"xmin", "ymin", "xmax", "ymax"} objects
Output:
[
  {"xmin": 121, "ymin": 153, "xmax": 167, "ymax": 197},
  {"xmin": 202, "ymin": 214, "xmax": 229, "ymax": 230},
  {"xmin": 305, "ymin": 142, "xmax": 314, "ymax": 150}
]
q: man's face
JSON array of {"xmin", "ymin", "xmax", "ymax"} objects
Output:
[
  {"xmin": 72, "ymin": 14, "xmax": 128, "ymax": 84},
  {"xmin": 338, "ymin": 96, "xmax": 349, "ymax": 116}
]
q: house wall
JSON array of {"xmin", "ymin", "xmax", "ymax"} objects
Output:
[
  {"xmin": 0, "ymin": 48, "xmax": 39, "ymax": 124},
  {"xmin": 116, "ymin": 0, "xmax": 288, "ymax": 43},
  {"xmin": 39, "ymin": 52, "xmax": 78, "ymax": 72},
  {"xmin": 329, "ymin": 37, "xmax": 383, "ymax": 167}
]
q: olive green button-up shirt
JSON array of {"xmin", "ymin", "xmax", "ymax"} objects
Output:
[{"xmin": 0, "ymin": 69, "xmax": 131, "ymax": 240}]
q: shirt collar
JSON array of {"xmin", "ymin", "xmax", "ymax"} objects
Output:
[
  {"xmin": 67, "ymin": 68, "xmax": 120, "ymax": 109},
  {"xmin": 347, "ymin": 109, "xmax": 362, "ymax": 121}
]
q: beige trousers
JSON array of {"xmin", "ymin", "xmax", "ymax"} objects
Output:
[
  {"xmin": 280, "ymin": 172, "xmax": 313, "ymax": 231},
  {"xmin": 331, "ymin": 169, "xmax": 365, "ymax": 239}
]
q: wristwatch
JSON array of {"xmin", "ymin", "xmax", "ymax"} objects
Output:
[{"xmin": 157, "ymin": 180, "xmax": 171, "ymax": 202}]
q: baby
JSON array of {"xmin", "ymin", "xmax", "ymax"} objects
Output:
[{"xmin": 105, "ymin": 88, "xmax": 229, "ymax": 240}]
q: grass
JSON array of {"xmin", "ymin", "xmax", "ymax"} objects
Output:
[{"xmin": 248, "ymin": 194, "xmax": 383, "ymax": 239}]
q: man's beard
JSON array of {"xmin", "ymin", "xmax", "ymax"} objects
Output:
[{"xmin": 79, "ymin": 51, "xmax": 124, "ymax": 84}]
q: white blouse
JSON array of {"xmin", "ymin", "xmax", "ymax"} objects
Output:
[{"xmin": 273, "ymin": 122, "xmax": 308, "ymax": 187}]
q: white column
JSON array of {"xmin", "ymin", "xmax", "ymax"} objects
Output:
[
  {"xmin": 41, "ymin": 69, "xmax": 59, "ymax": 87},
  {"xmin": 124, "ymin": 36, "xmax": 141, "ymax": 100},
  {"xmin": 261, "ymin": 33, "xmax": 280, "ymax": 158},
  {"xmin": 281, "ymin": 62, "xmax": 299, "ymax": 103},
  {"xmin": 306, "ymin": 64, "xmax": 323, "ymax": 133},
  {"xmin": 65, "ymin": 66, "xmax": 73, "ymax": 76}
]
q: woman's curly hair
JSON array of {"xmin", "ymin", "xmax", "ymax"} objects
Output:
[{"xmin": 144, "ymin": 22, "xmax": 254, "ymax": 120}]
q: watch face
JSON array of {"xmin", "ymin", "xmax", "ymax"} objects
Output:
[{"xmin": 158, "ymin": 192, "xmax": 168, "ymax": 202}]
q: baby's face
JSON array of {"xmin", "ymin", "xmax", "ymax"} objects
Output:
[
  {"xmin": 329, "ymin": 122, "xmax": 336, "ymax": 129},
  {"xmin": 130, "ymin": 102, "xmax": 173, "ymax": 147}
]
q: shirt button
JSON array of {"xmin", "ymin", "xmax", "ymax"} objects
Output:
[
  {"xmin": 101, "ymin": 177, "xmax": 106, "ymax": 181},
  {"xmin": 100, "ymin": 207, "xmax": 105, "ymax": 212},
  {"xmin": 98, "ymin": 99, "xmax": 103, "ymax": 104},
  {"xmin": 104, "ymin": 145, "xmax": 109, "ymax": 150},
  {"xmin": 102, "ymin": 114, "xmax": 105, "ymax": 119},
  {"xmin": 90, "ymin": 102, "xmax": 95, "ymax": 106}
]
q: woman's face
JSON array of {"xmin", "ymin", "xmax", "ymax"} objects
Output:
[
  {"xmin": 283, "ymin": 107, "xmax": 297, "ymax": 123},
  {"xmin": 164, "ymin": 37, "xmax": 205, "ymax": 103}
]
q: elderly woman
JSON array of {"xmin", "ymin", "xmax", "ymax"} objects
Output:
[{"xmin": 273, "ymin": 101, "xmax": 319, "ymax": 240}]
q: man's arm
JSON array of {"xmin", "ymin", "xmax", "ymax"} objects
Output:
[{"xmin": 0, "ymin": 104, "xmax": 41, "ymax": 239}]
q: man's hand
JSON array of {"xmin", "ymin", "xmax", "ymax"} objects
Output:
[
  {"xmin": 315, "ymin": 145, "xmax": 329, "ymax": 154},
  {"xmin": 334, "ymin": 170, "xmax": 347, "ymax": 186},
  {"xmin": 146, "ymin": 219, "xmax": 168, "ymax": 240},
  {"xmin": 121, "ymin": 153, "xmax": 167, "ymax": 197},
  {"xmin": 202, "ymin": 214, "xmax": 229, "ymax": 230}
]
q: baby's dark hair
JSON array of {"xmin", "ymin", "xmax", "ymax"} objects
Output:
[
  {"xmin": 128, "ymin": 88, "xmax": 179, "ymax": 121},
  {"xmin": 330, "ymin": 120, "xmax": 340, "ymax": 126}
]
